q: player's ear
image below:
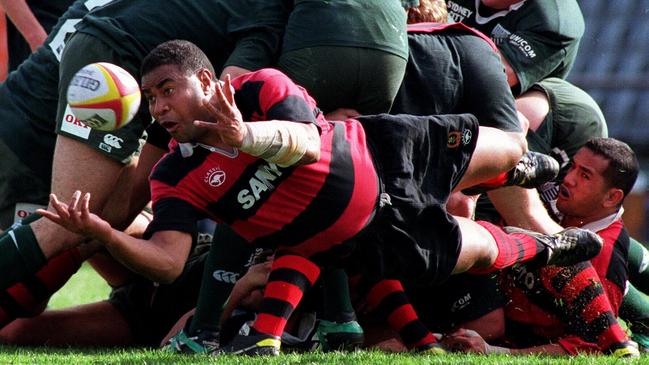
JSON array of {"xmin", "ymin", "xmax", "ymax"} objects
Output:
[
  {"xmin": 197, "ymin": 68, "xmax": 214, "ymax": 95},
  {"xmin": 603, "ymin": 188, "xmax": 624, "ymax": 209}
]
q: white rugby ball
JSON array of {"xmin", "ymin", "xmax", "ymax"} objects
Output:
[{"xmin": 67, "ymin": 62, "xmax": 141, "ymax": 131}]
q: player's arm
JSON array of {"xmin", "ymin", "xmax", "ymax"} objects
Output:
[
  {"xmin": 194, "ymin": 75, "xmax": 320, "ymax": 166},
  {"xmin": 498, "ymin": 51, "xmax": 520, "ymax": 89},
  {"xmin": 0, "ymin": 0, "xmax": 47, "ymax": 51},
  {"xmin": 443, "ymin": 328, "xmax": 567, "ymax": 355},
  {"xmin": 37, "ymin": 191, "xmax": 192, "ymax": 284}
]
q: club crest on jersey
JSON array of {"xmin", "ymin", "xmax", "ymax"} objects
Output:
[
  {"xmin": 448, "ymin": 129, "xmax": 472, "ymax": 148},
  {"xmin": 204, "ymin": 167, "xmax": 226, "ymax": 187}
]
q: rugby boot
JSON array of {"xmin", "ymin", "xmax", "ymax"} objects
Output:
[
  {"xmin": 505, "ymin": 226, "xmax": 603, "ymax": 267},
  {"xmin": 316, "ymin": 319, "xmax": 365, "ymax": 352},
  {"xmin": 606, "ymin": 340, "xmax": 640, "ymax": 358},
  {"xmin": 508, "ymin": 151, "xmax": 560, "ymax": 188},
  {"xmin": 414, "ymin": 341, "xmax": 446, "ymax": 354},
  {"xmin": 163, "ymin": 328, "xmax": 220, "ymax": 354},
  {"xmin": 462, "ymin": 151, "xmax": 560, "ymax": 195},
  {"xmin": 217, "ymin": 333, "xmax": 281, "ymax": 356}
]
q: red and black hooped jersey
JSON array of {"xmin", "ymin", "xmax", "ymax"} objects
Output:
[
  {"xmin": 589, "ymin": 220, "xmax": 630, "ymax": 314},
  {"xmin": 148, "ymin": 69, "xmax": 379, "ymax": 257}
]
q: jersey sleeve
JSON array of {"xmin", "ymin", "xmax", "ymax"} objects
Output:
[
  {"xmin": 498, "ymin": 28, "xmax": 580, "ymax": 95},
  {"xmin": 233, "ymin": 68, "xmax": 320, "ymax": 127},
  {"xmin": 144, "ymin": 197, "xmax": 202, "ymax": 239}
]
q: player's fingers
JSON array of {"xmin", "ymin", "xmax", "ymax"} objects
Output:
[
  {"xmin": 35, "ymin": 209, "xmax": 61, "ymax": 223},
  {"xmin": 81, "ymin": 193, "xmax": 91, "ymax": 220},
  {"xmin": 68, "ymin": 190, "xmax": 81, "ymax": 215},
  {"xmin": 50, "ymin": 194, "xmax": 70, "ymax": 219},
  {"xmin": 222, "ymin": 74, "xmax": 235, "ymax": 104},
  {"xmin": 213, "ymin": 80, "xmax": 230, "ymax": 108}
]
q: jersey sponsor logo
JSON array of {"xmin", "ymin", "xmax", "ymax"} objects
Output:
[
  {"xmin": 447, "ymin": 1, "xmax": 473, "ymax": 22},
  {"xmin": 491, "ymin": 24, "xmax": 511, "ymax": 46},
  {"xmin": 451, "ymin": 292, "xmax": 472, "ymax": 313},
  {"xmin": 204, "ymin": 167, "xmax": 226, "ymax": 187},
  {"xmin": 511, "ymin": 265, "xmax": 537, "ymax": 290},
  {"xmin": 237, "ymin": 162, "xmax": 284, "ymax": 209},
  {"xmin": 491, "ymin": 24, "xmax": 536, "ymax": 58},
  {"xmin": 60, "ymin": 104, "xmax": 91, "ymax": 139},
  {"xmin": 103, "ymin": 134, "xmax": 123, "ymax": 149},
  {"xmin": 212, "ymin": 269, "xmax": 239, "ymax": 284},
  {"xmin": 13, "ymin": 203, "xmax": 47, "ymax": 225}
]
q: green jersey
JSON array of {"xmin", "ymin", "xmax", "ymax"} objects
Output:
[
  {"xmin": 75, "ymin": 0, "xmax": 288, "ymax": 76},
  {"xmin": 282, "ymin": 0, "xmax": 408, "ymax": 60},
  {"xmin": 446, "ymin": 0, "xmax": 584, "ymax": 95},
  {"xmin": 6, "ymin": 0, "xmax": 76, "ymax": 70},
  {"xmin": 0, "ymin": 0, "xmax": 115, "ymax": 227}
]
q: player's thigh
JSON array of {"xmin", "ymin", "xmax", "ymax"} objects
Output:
[{"xmin": 56, "ymin": 32, "xmax": 150, "ymax": 191}]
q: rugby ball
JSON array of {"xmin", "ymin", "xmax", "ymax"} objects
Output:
[{"xmin": 67, "ymin": 62, "xmax": 141, "ymax": 131}]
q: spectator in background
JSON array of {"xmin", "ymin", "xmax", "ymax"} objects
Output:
[
  {"xmin": 0, "ymin": 0, "xmax": 74, "ymax": 71},
  {"xmin": 446, "ymin": 0, "xmax": 584, "ymax": 96}
]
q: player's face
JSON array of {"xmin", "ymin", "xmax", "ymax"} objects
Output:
[
  {"xmin": 556, "ymin": 148, "xmax": 611, "ymax": 222},
  {"xmin": 142, "ymin": 64, "xmax": 211, "ymax": 143}
]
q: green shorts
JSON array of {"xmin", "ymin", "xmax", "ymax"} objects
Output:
[
  {"xmin": 56, "ymin": 32, "xmax": 150, "ymax": 164},
  {"xmin": 278, "ymin": 46, "xmax": 406, "ymax": 114}
]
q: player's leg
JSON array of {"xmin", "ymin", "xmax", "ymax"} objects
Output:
[
  {"xmin": 456, "ymin": 126, "xmax": 559, "ymax": 193},
  {"xmin": 0, "ymin": 32, "xmax": 152, "ymax": 289},
  {"xmin": 363, "ymin": 278, "xmax": 443, "ymax": 353},
  {"xmin": 165, "ymin": 224, "xmax": 253, "ymax": 354},
  {"xmin": 0, "ymin": 301, "xmax": 133, "ymax": 346},
  {"xmin": 220, "ymin": 254, "xmax": 321, "ymax": 355},
  {"xmin": 453, "ymin": 217, "xmax": 602, "ymax": 275}
]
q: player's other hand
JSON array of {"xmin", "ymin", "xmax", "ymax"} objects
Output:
[
  {"xmin": 442, "ymin": 328, "xmax": 488, "ymax": 354},
  {"xmin": 194, "ymin": 74, "xmax": 246, "ymax": 148},
  {"xmin": 37, "ymin": 191, "xmax": 113, "ymax": 242}
]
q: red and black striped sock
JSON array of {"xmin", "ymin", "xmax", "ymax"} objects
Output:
[
  {"xmin": 541, "ymin": 263, "xmax": 628, "ymax": 350},
  {"xmin": 470, "ymin": 220, "xmax": 544, "ymax": 274},
  {"xmin": 0, "ymin": 248, "xmax": 82, "ymax": 328},
  {"xmin": 252, "ymin": 254, "xmax": 320, "ymax": 337},
  {"xmin": 366, "ymin": 279, "xmax": 436, "ymax": 350}
]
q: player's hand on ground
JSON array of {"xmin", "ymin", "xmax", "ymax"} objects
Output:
[
  {"xmin": 36, "ymin": 191, "xmax": 113, "ymax": 241},
  {"xmin": 194, "ymin": 74, "xmax": 246, "ymax": 148},
  {"xmin": 442, "ymin": 328, "xmax": 487, "ymax": 354}
]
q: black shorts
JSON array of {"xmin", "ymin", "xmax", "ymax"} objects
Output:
[
  {"xmin": 408, "ymin": 273, "xmax": 506, "ymax": 333},
  {"xmin": 352, "ymin": 113, "xmax": 479, "ymax": 286},
  {"xmin": 108, "ymin": 252, "xmax": 206, "ymax": 346}
]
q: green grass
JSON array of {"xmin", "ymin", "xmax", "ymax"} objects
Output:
[{"xmin": 2, "ymin": 265, "xmax": 646, "ymax": 364}]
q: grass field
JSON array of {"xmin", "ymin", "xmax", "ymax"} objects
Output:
[{"xmin": 1, "ymin": 264, "xmax": 646, "ymax": 364}]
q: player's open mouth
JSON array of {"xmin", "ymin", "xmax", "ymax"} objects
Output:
[
  {"xmin": 558, "ymin": 185, "xmax": 570, "ymax": 199},
  {"xmin": 160, "ymin": 121, "xmax": 178, "ymax": 132}
]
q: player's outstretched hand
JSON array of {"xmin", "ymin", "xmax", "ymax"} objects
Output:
[
  {"xmin": 36, "ymin": 191, "xmax": 113, "ymax": 241},
  {"xmin": 194, "ymin": 74, "xmax": 246, "ymax": 148}
]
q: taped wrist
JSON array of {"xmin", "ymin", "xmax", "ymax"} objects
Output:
[{"xmin": 240, "ymin": 121, "xmax": 309, "ymax": 167}]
